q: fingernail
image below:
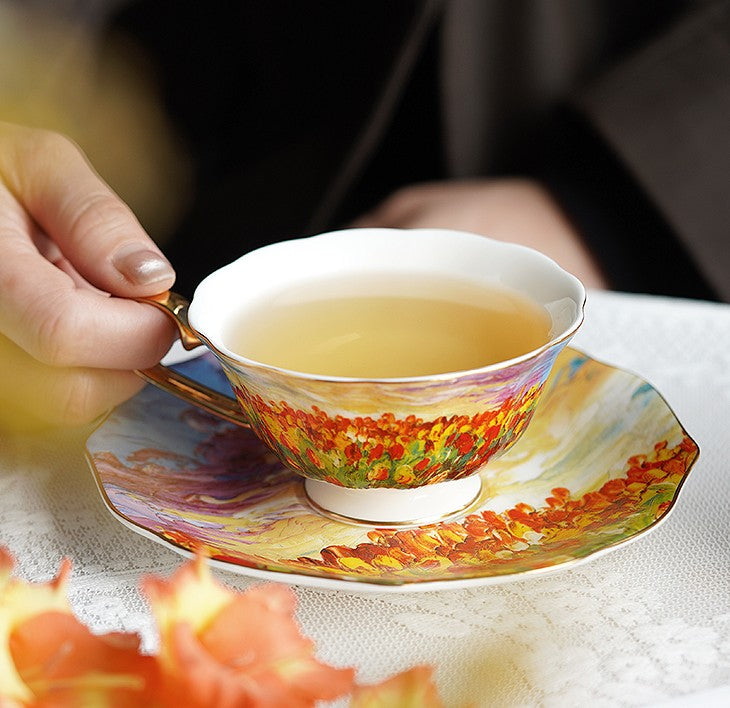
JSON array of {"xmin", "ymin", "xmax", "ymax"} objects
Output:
[{"xmin": 113, "ymin": 245, "xmax": 175, "ymax": 286}]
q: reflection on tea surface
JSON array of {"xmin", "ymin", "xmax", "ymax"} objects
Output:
[{"xmin": 225, "ymin": 274, "xmax": 550, "ymax": 378}]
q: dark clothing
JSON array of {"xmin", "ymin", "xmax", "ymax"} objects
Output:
[{"xmin": 109, "ymin": 0, "xmax": 728, "ymax": 301}]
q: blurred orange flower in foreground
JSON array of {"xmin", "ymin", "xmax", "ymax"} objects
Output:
[
  {"xmin": 143, "ymin": 554, "xmax": 355, "ymax": 707},
  {"xmin": 0, "ymin": 548, "xmax": 444, "ymax": 707},
  {"xmin": 0, "ymin": 548, "xmax": 157, "ymax": 707}
]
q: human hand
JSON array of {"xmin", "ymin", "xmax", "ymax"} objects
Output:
[
  {"xmin": 353, "ymin": 178, "xmax": 607, "ymax": 289},
  {"xmin": 0, "ymin": 123, "xmax": 177, "ymax": 430}
]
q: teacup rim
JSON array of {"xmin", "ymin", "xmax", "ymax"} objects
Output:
[{"xmin": 189, "ymin": 227, "xmax": 587, "ymax": 384}]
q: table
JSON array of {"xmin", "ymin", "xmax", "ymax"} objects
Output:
[{"xmin": 1, "ymin": 290, "xmax": 728, "ymax": 707}]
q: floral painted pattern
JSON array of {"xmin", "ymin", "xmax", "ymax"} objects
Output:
[
  {"xmin": 287, "ymin": 437, "xmax": 697, "ymax": 580},
  {"xmin": 86, "ymin": 348, "xmax": 699, "ymax": 590},
  {"xmin": 219, "ymin": 344, "xmax": 561, "ymax": 489},
  {"xmin": 233, "ymin": 384, "xmax": 542, "ymax": 488}
]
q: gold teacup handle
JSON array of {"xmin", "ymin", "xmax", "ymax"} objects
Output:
[{"xmin": 135, "ymin": 292, "xmax": 250, "ymax": 428}]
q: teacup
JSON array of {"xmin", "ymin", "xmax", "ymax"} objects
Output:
[{"xmin": 140, "ymin": 228, "xmax": 585, "ymax": 525}]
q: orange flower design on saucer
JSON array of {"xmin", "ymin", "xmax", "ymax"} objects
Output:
[{"xmin": 142, "ymin": 228, "xmax": 585, "ymax": 525}]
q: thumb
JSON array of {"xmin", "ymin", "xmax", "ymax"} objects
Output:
[{"xmin": 1, "ymin": 124, "xmax": 176, "ymax": 296}]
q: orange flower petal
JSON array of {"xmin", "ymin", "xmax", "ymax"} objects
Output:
[
  {"xmin": 0, "ymin": 548, "xmax": 154, "ymax": 707},
  {"xmin": 1, "ymin": 550, "xmax": 72, "ymax": 703},
  {"xmin": 201, "ymin": 586, "xmax": 354, "ymax": 704},
  {"xmin": 10, "ymin": 612, "xmax": 157, "ymax": 707},
  {"xmin": 143, "ymin": 555, "xmax": 354, "ymax": 707},
  {"xmin": 143, "ymin": 553, "xmax": 231, "ymax": 644}
]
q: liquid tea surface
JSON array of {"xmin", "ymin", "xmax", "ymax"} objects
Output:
[{"xmin": 225, "ymin": 274, "xmax": 551, "ymax": 378}]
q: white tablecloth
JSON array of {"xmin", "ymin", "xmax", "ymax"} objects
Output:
[{"xmin": 1, "ymin": 290, "xmax": 729, "ymax": 707}]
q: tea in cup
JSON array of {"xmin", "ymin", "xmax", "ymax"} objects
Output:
[{"xmin": 141, "ymin": 228, "xmax": 585, "ymax": 525}]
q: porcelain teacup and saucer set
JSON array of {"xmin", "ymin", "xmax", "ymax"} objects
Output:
[{"xmin": 86, "ymin": 229, "xmax": 698, "ymax": 591}]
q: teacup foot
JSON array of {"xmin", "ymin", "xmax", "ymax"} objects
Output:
[{"xmin": 303, "ymin": 475, "xmax": 482, "ymax": 527}]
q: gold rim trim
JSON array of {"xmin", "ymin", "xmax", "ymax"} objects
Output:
[
  {"xmin": 139, "ymin": 291, "xmax": 200, "ymax": 350},
  {"xmin": 135, "ymin": 291, "xmax": 250, "ymax": 427},
  {"xmin": 86, "ymin": 347, "xmax": 701, "ymax": 589},
  {"xmin": 136, "ymin": 364, "xmax": 250, "ymax": 428},
  {"xmin": 301, "ymin": 477, "xmax": 484, "ymax": 528}
]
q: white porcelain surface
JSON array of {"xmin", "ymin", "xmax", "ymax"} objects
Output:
[
  {"xmin": 187, "ymin": 228, "xmax": 585, "ymax": 374},
  {"xmin": 303, "ymin": 475, "xmax": 482, "ymax": 525}
]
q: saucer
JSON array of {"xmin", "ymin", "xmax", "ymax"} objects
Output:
[{"xmin": 85, "ymin": 348, "xmax": 698, "ymax": 592}]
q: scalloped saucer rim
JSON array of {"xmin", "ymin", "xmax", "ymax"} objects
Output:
[{"xmin": 85, "ymin": 347, "xmax": 698, "ymax": 593}]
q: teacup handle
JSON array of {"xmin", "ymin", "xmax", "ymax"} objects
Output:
[{"xmin": 135, "ymin": 292, "xmax": 250, "ymax": 428}]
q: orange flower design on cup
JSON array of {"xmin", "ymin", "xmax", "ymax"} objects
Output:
[
  {"xmin": 224, "ymin": 346, "xmax": 558, "ymax": 490},
  {"xmin": 138, "ymin": 228, "xmax": 585, "ymax": 522}
]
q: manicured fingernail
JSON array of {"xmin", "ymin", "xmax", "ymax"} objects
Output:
[{"xmin": 113, "ymin": 245, "xmax": 175, "ymax": 286}]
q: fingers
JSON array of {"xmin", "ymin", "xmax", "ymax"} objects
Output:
[
  {"xmin": 0, "ymin": 333, "xmax": 146, "ymax": 430},
  {"xmin": 0, "ymin": 125, "xmax": 178, "ymax": 370},
  {"xmin": 0, "ymin": 123, "xmax": 177, "ymax": 428},
  {"xmin": 0, "ymin": 123, "xmax": 175, "ymax": 297},
  {"xmin": 0, "ymin": 243, "xmax": 176, "ymax": 369}
]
